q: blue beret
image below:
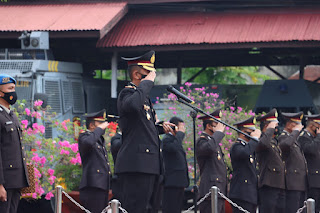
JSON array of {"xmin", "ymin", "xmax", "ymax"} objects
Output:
[{"xmin": 0, "ymin": 74, "xmax": 16, "ymax": 85}]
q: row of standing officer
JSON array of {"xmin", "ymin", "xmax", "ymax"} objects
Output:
[{"xmin": 196, "ymin": 107, "xmax": 320, "ymax": 213}]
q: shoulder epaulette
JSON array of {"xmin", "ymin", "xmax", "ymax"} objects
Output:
[
  {"xmin": 280, "ymin": 132, "xmax": 286, "ymax": 136},
  {"xmin": 125, "ymin": 85, "xmax": 136, "ymax": 90},
  {"xmin": 200, "ymin": 136, "xmax": 206, "ymax": 139}
]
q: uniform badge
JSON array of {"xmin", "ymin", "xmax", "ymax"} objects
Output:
[
  {"xmin": 150, "ymin": 54, "xmax": 155, "ymax": 64},
  {"xmin": 299, "ymin": 131, "xmax": 304, "ymax": 136},
  {"xmin": 217, "ymin": 154, "xmax": 221, "ymax": 160},
  {"xmin": 250, "ymin": 158, "xmax": 254, "ymax": 163},
  {"xmin": 146, "ymin": 112, "xmax": 151, "ymax": 120},
  {"xmin": 241, "ymin": 141, "xmax": 246, "ymax": 146},
  {"xmin": 144, "ymin": 105, "xmax": 150, "ymax": 110},
  {"xmin": 2, "ymin": 77, "xmax": 10, "ymax": 83}
]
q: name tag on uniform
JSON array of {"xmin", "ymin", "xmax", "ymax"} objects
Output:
[{"xmin": 5, "ymin": 121, "xmax": 13, "ymax": 125}]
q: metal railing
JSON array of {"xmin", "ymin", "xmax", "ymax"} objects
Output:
[
  {"xmin": 55, "ymin": 185, "xmax": 316, "ymax": 213},
  {"xmin": 54, "ymin": 185, "xmax": 128, "ymax": 213}
]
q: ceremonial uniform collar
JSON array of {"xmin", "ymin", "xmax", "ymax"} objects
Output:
[
  {"xmin": 130, "ymin": 82, "xmax": 137, "ymax": 87},
  {"xmin": 283, "ymin": 130, "xmax": 290, "ymax": 135},
  {"xmin": 0, "ymin": 104, "xmax": 10, "ymax": 114},
  {"xmin": 202, "ymin": 132, "xmax": 213, "ymax": 139},
  {"xmin": 237, "ymin": 138, "xmax": 248, "ymax": 145},
  {"xmin": 303, "ymin": 129, "xmax": 312, "ymax": 137}
]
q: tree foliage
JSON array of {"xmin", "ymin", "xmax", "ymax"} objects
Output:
[{"xmin": 182, "ymin": 66, "xmax": 274, "ymax": 84}]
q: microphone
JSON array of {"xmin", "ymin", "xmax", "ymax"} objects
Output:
[{"xmin": 166, "ymin": 86, "xmax": 195, "ymax": 104}]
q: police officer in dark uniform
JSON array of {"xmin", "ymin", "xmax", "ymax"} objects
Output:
[
  {"xmin": 298, "ymin": 114, "xmax": 320, "ymax": 212},
  {"xmin": 0, "ymin": 74, "xmax": 29, "ymax": 213},
  {"xmin": 278, "ymin": 112, "xmax": 306, "ymax": 213},
  {"xmin": 110, "ymin": 131, "xmax": 122, "ymax": 200},
  {"xmin": 196, "ymin": 109, "xmax": 226, "ymax": 213},
  {"xmin": 256, "ymin": 109, "xmax": 286, "ymax": 213},
  {"xmin": 110, "ymin": 132, "xmax": 122, "ymax": 165},
  {"xmin": 116, "ymin": 51, "xmax": 173, "ymax": 213},
  {"xmin": 229, "ymin": 116, "xmax": 261, "ymax": 213},
  {"xmin": 78, "ymin": 109, "xmax": 111, "ymax": 213},
  {"xmin": 162, "ymin": 116, "xmax": 189, "ymax": 213}
]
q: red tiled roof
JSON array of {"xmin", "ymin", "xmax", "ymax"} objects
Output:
[
  {"xmin": 0, "ymin": 3, "xmax": 128, "ymax": 38},
  {"xmin": 97, "ymin": 9, "xmax": 320, "ymax": 48},
  {"xmin": 289, "ymin": 66, "xmax": 320, "ymax": 83}
]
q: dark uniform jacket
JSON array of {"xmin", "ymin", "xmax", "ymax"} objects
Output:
[
  {"xmin": 256, "ymin": 128, "xmax": 285, "ymax": 189},
  {"xmin": 298, "ymin": 130, "xmax": 320, "ymax": 189},
  {"xmin": 0, "ymin": 107, "xmax": 29, "ymax": 189},
  {"xmin": 278, "ymin": 130, "xmax": 307, "ymax": 191},
  {"xmin": 78, "ymin": 127, "xmax": 111, "ymax": 190},
  {"xmin": 196, "ymin": 131, "xmax": 227, "ymax": 198},
  {"xmin": 116, "ymin": 80, "xmax": 163, "ymax": 175},
  {"xmin": 162, "ymin": 132, "xmax": 189, "ymax": 188},
  {"xmin": 110, "ymin": 132, "xmax": 122, "ymax": 165},
  {"xmin": 229, "ymin": 138, "xmax": 258, "ymax": 205}
]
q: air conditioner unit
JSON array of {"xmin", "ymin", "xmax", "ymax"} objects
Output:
[{"xmin": 20, "ymin": 31, "xmax": 49, "ymax": 50}]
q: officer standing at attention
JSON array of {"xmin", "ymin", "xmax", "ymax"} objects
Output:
[
  {"xmin": 0, "ymin": 74, "xmax": 29, "ymax": 213},
  {"xmin": 256, "ymin": 109, "xmax": 286, "ymax": 213},
  {"xmin": 116, "ymin": 51, "xmax": 173, "ymax": 213},
  {"xmin": 298, "ymin": 114, "xmax": 320, "ymax": 212},
  {"xmin": 110, "ymin": 130, "xmax": 122, "ymax": 200},
  {"xmin": 229, "ymin": 116, "xmax": 261, "ymax": 213},
  {"xmin": 278, "ymin": 112, "xmax": 306, "ymax": 213},
  {"xmin": 196, "ymin": 109, "xmax": 226, "ymax": 213},
  {"xmin": 162, "ymin": 116, "xmax": 189, "ymax": 213},
  {"xmin": 78, "ymin": 109, "xmax": 111, "ymax": 213}
]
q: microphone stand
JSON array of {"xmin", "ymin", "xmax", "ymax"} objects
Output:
[
  {"xmin": 177, "ymin": 98, "xmax": 259, "ymax": 142},
  {"xmin": 189, "ymin": 110, "xmax": 198, "ymax": 212}
]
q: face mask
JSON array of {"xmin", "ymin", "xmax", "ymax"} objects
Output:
[
  {"xmin": 0, "ymin": 91, "xmax": 17, "ymax": 105},
  {"xmin": 138, "ymin": 73, "xmax": 148, "ymax": 80},
  {"xmin": 244, "ymin": 131, "xmax": 252, "ymax": 139},
  {"xmin": 274, "ymin": 126, "xmax": 281, "ymax": 136}
]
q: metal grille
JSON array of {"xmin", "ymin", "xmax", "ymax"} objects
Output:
[
  {"xmin": 62, "ymin": 81, "xmax": 73, "ymax": 113},
  {"xmin": 0, "ymin": 50, "xmax": 5, "ymax": 59},
  {"xmin": 44, "ymin": 80, "xmax": 61, "ymax": 114},
  {"xmin": 72, "ymin": 81, "xmax": 85, "ymax": 113},
  {"xmin": 0, "ymin": 61, "xmax": 33, "ymax": 71},
  {"xmin": 44, "ymin": 122, "xmax": 52, "ymax": 139}
]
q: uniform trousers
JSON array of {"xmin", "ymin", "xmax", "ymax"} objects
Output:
[
  {"xmin": 231, "ymin": 199, "xmax": 256, "ymax": 213},
  {"xmin": 285, "ymin": 190, "xmax": 305, "ymax": 213},
  {"xmin": 308, "ymin": 188, "xmax": 320, "ymax": 213},
  {"xmin": 0, "ymin": 189, "xmax": 21, "ymax": 213},
  {"xmin": 259, "ymin": 186, "xmax": 285, "ymax": 213},
  {"xmin": 118, "ymin": 173, "xmax": 157, "ymax": 213},
  {"xmin": 162, "ymin": 186, "xmax": 184, "ymax": 213},
  {"xmin": 199, "ymin": 198, "xmax": 225, "ymax": 213},
  {"xmin": 80, "ymin": 187, "xmax": 109, "ymax": 213}
]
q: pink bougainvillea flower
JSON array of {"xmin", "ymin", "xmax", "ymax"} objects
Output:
[
  {"xmin": 47, "ymin": 168, "xmax": 54, "ymax": 176},
  {"xmin": 34, "ymin": 100, "xmax": 43, "ymax": 107},
  {"xmin": 70, "ymin": 143, "xmax": 78, "ymax": 153},
  {"xmin": 60, "ymin": 149, "xmax": 70, "ymax": 155},
  {"xmin": 21, "ymin": 120, "xmax": 28, "ymax": 129},
  {"xmin": 184, "ymin": 82, "xmax": 192, "ymax": 87},
  {"xmin": 45, "ymin": 192, "xmax": 54, "ymax": 200},
  {"xmin": 25, "ymin": 108, "xmax": 30, "ymax": 116}
]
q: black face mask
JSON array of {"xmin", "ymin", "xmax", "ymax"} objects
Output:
[
  {"xmin": 139, "ymin": 73, "xmax": 148, "ymax": 80},
  {"xmin": 0, "ymin": 91, "xmax": 17, "ymax": 105},
  {"xmin": 274, "ymin": 126, "xmax": 281, "ymax": 136},
  {"xmin": 244, "ymin": 131, "xmax": 252, "ymax": 139}
]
